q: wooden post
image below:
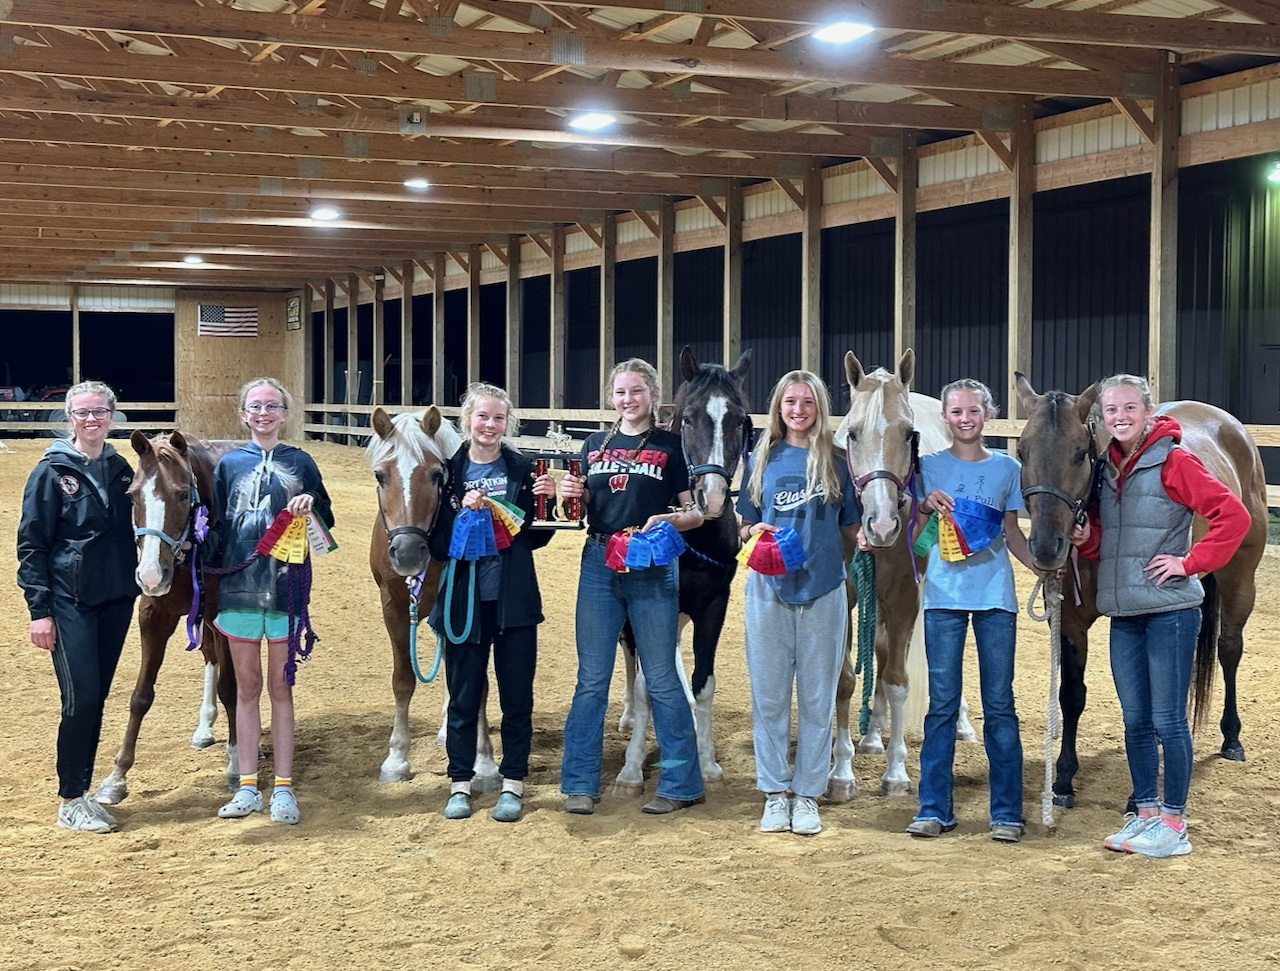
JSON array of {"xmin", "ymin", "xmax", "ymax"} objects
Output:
[
  {"xmin": 323, "ymin": 277, "xmax": 335, "ymax": 435},
  {"xmin": 657, "ymin": 196, "xmax": 675, "ymax": 396},
  {"xmin": 302, "ymin": 283, "xmax": 314, "ymax": 404},
  {"xmin": 506, "ymin": 235, "xmax": 521, "ymax": 402},
  {"xmin": 372, "ymin": 270, "xmax": 385, "ymax": 408},
  {"xmin": 724, "ymin": 180, "xmax": 743, "ymax": 367},
  {"xmin": 600, "ymin": 213, "xmax": 617, "ymax": 386},
  {"xmin": 400, "ymin": 260, "xmax": 414, "ymax": 405},
  {"xmin": 1149, "ymin": 52, "xmax": 1180, "ymax": 402},
  {"xmin": 432, "ymin": 252, "xmax": 446, "ymax": 405},
  {"xmin": 1007, "ymin": 100, "xmax": 1035, "ymax": 418},
  {"xmin": 468, "ymin": 243, "xmax": 481, "ymax": 386},
  {"xmin": 347, "ymin": 272, "xmax": 359, "ymax": 443},
  {"xmin": 550, "ymin": 225, "xmax": 567, "ymax": 409},
  {"xmin": 70, "ymin": 284, "xmax": 81, "ymax": 383},
  {"xmin": 801, "ymin": 158, "xmax": 823, "ymax": 374},
  {"xmin": 894, "ymin": 133, "xmax": 919, "ymax": 364}
]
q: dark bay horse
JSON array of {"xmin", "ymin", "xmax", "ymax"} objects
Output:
[
  {"xmin": 614, "ymin": 346, "xmax": 751, "ymax": 796},
  {"xmin": 1014, "ymin": 375, "xmax": 1268, "ymax": 807},
  {"xmin": 366, "ymin": 406, "xmax": 492, "ymax": 784},
  {"xmin": 96, "ymin": 430, "xmax": 238, "ymax": 805}
]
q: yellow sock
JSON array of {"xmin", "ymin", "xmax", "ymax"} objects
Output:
[
  {"xmin": 239, "ymin": 774, "xmax": 259, "ymax": 791},
  {"xmin": 274, "ymin": 777, "xmax": 293, "ymax": 789}
]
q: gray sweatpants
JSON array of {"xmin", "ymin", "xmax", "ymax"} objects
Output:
[{"xmin": 744, "ymin": 573, "xmax": 849, "ymax": 798}]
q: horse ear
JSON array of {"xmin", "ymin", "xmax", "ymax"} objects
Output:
[
  {"xmin": 896, "ymin": 348, "xmax": 916, "ymax": 387},
  {"xmin": 130, "ymin": 429, "xmax": 151, "ymax": 457},
  {"xmin": 420, "ymin": 405, "xmax": 442, "ymax": 438},
  {"xmin": 679, "ymin": 345, "xmax": 698, "ymax": 382},
  {"xmin": 845, "ymin": 351, "xmax": 866, "ymax": 389},
  {"xmin": 1075, "ymin": 382, "xmax": 1101, "ymax": 424},
  {"xmin": 170, "ymin": 430, "xmax": 189, "ymax": 456},
  {"xmin": 372, "ymin": 407, "xmax": 395, "ymax": 440},
  {"xmin": 730, "ymin": 348, "xmax": 752, "ymax": 381},
  {"xmin": 1013, "ymin": 372, "xmax": 1040, "ymax": 414}
]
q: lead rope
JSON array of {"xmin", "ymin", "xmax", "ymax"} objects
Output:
[
  {"xmin": 407, "ymin": 566, "xmax": 444, "ymax": 684},
  {"xmin": 1025, "ymin": 572, "xmax": 1063, "ymax": 828},
  {"xmin": 850, "ymin": 548, "xmax": 878, "ymax": 735}
]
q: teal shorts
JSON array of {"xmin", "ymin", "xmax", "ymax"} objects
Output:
[{"xmin": 214, "ymin": 608, "xmax": 289, "ymax": 642}]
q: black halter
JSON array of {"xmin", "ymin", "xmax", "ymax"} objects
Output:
[
  {"xmin": 1020, "ymin": 419, "xmax": 1104, "ymax": 527},
  {"xmin": 682, "ymin": 412, "xmax": 753, "ymax": 488},
  {"xmin": 377, "ymin": 464, "xmax": 447, "ymax": 549}
]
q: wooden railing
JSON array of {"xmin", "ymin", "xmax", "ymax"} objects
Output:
[{"xmin": 0, "ymin": 401, "xmax": 177, "ymax": 434}]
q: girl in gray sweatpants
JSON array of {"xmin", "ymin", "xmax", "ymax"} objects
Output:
[{"xmin": 735, "ymin": 370, "xmax": 860, "ymax": 836}]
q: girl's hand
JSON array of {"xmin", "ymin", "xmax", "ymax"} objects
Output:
[
  {"xmin": 531, "ymin": 472, "xmax": 557, "ymax": 498},
  {"xmin": 286, "ymin": 493, "xmax": 314, "ymax": 516},
  {"xmin": 462, "ymin": 488, "xmax": 486, "ymax": 510},
  {"xmin": 1145, "ymin": 554, "xmax": 1188, "ymax": 586},
  {"xmin": 1069, "ymin": 521, "xmax": 1090, "ymax": 546},
  {"xmin": 923, "ymin": 489, "xmax": 953, "ymax": 514},
  {"xmin": 856, "ymin": 526, "xmax": 871, "ymax": 552},
  {"xmin": 558, "ymin": 472, "xmax": 585, "ymax": 500},
  {"xmin": 30, "ymin": 617, "xmax": 55, "ymax": 651}
]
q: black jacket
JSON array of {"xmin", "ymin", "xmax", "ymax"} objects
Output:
[
  {"xmin": 427, "ymin": 443, "xmax": 553, "ymax": 642},
  {"xmin": 17, "ymin": 441, "xmax": 139, "ymax": 618}
]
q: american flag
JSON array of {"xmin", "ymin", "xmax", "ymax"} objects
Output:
[{"xmin": 198, "ymin": 304, "xmax": 259, "ymax": 337}]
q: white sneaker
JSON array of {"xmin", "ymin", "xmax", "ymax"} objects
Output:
[
  {"xmin": 57, "ymin": 796, "xmax": 112, "ymax": 834},
  {"xmin": 83, "ymin": 795, "xmax": 119, "ymax": 831},
  {"xmin": 1123, "ymin": 818, "xmax": 1192, "ymax": 858},
  {"xmin": 759, "ymin": 794, "xmax": 791, "ymax": 833},
  {"xmin": 1102, "ymin": 813, "xmax": 1155, "ymax": 852},
  {"xmin": 790, "ymin": 796, "xmax": 822, "ymax": 835}
]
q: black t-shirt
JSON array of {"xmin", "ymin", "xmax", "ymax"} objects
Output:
[{"xmin": 581, "ymin": 428, "xmax": 690, "ymax": 535}]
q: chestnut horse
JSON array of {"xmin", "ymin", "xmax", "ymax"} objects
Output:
[
  {"xmin": 1014, "ymin": 375, "xmax": 1268, "ymax": 807},
  {"xmin": 96, "ymin": 431, "xmax": 238, "ymax": 805}
]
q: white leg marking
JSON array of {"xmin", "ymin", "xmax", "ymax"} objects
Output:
[
  {"xmin": 903, "ymin": 616, "xmax": 930, "ymax": 734},
  {"xmin": 379, "ymin": 697, "xmax": 414, "ymax": 782},
  {"xmin": 694, "ymin": 674, "xmax": 723, "ymax": 785},
  {"xmin": 955, "ymin": 693, "xmax": 978, "ymax": 743},
  {"xmin": 95, "ymin": 768, "xmax": 128, "ymax": 805},
  {"xmin": 614, "ymin": 663, "xmax": 649, "ymax": 797},
  {"xmin": 827, "ymin": 689, "xmax": 857, "ymax": 802},
  {"xmin": 881, "ymin": 682, "xmax": 912, "ymax": 795},
  {"xmin": 618, "ymin": 648, "xmax": 637, "ymax": 732},
  {"xmin": 472, "ymin": 702, "xmax": 501, "ymax": 794},
  {"xmin": 856, "ymin": 680, "xmax": 887, "ymax": 755},
  {"xmin": 190, "ymin": 661, "xmax": 218, "ymax": 749},
  {"xmin": 437, "ymin": 687, "xmax": 449, "ymax": 747},
  {"xmin": 224, "ymin": 742, "xmax": 240, "ymax": 790}
]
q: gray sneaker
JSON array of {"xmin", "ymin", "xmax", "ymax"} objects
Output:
[
  {"xmin": 84, "ymin": 795, "xmax": 119, "ymax": 831},
  {"xmin": 1123, "ymin": 818, "xmax": 1192, "ymax": 858},
  {"xmin": 1102, "ymin": 813, "xmax": 1155, "ymax": 852},
  {"xmin": 790, "ymin": 796, "xmax": 822, "ymax": 836},
  {"xmin": 57, "ymin": 796, "xmax": 112, "ymax": 834},
  {"xmin": 759, "ymin": 794, "xmax": 791, "ymax": 833}
]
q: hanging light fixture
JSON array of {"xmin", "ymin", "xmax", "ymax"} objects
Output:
[
  {"xmin": 812, "ymin": 21, "xmax": 875, "ymax": 44},
  {"xmin": 309, "ymin": 204, "xmax": 341, "ymax": 221},
  {"xmin": 1267, "ymin": 159, "xmax": 1280, "ymax": 183}
]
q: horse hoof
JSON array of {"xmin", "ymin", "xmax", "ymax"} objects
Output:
[
  {"xmin": 190, "ymin": 731, "xmax": 216, "ymax": 750},
  {"xmin": 880, "ymin": 779, "xmax": 913, "ymax": 797},
  {"xmin": 378, "ymin": 760, "xmax": 413, "ymax": 784},
  {"xmin": 826, "ymin": 779, "xmax": 857, "ymax": 803},
  {"xmin": 612, "ymin": 780, "xmax": 644, "ymax": 799},
  {"xmin": 955, "ymin": 730, "xmax": 978, "ymax": 743},
  {"xmin": 472, "ymin": 773, "xmax": 502, "ymax": 796},
  {"xmin": 855, "ymin": 739, "xmax": 884, "ymax": 756},
  {"xmin": 1052, "ymin": 793, "xmax": 1075, "ymax": 809},
  {"xmin": 95, "ymin": 782, "xmax": 127, "ymax": 806},
  {"xmin": 618, "ymin": 715, "xmax": 635, "ymax": 733},
  {"xmin": 700, "ymin": 764, "xmax": 725, "ymax": 787},
  {"xmin": 1220, "ymin": 742, "xmax": 1246, "ymax": 762}
]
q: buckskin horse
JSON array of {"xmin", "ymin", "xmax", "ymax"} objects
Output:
[
  {"xmin": 96, "ymin": 430, "xmax": 238, "ymax": 805},
  {"xmin": 1013, "ymin": 374, "xmax": 1267, "ymax": 807},
  {"xmin": 613, "ymin": 346, "xmax": 751, "ymax": 796}
]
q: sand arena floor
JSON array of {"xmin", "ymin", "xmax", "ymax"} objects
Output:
[{"xmin": 2, "ymin": 437, "xmax": 1278, "ymax": 971}]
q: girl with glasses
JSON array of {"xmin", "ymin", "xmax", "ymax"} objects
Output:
[{"xmin": 17, "ymin": 380, "xmax": 139, "ymax": 833}]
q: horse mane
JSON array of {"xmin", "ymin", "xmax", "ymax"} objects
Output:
[
  {"xmin": 672, "ymin": 361, "xmax": 749, "ymax": 413},
  {"xmin": 365, "ymin": 409, "xmax": 462, "ymax": 468}
]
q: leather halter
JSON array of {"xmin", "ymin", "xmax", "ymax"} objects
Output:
[
  {"xmin": 1020, "ymin": 419, "xmax": 1103, "ymax": 528},
  {"xmin": 134, "ymin": 475, "xmax": 199, "ymax": 560},
  {"xmin": 847, "ymin": 429, "xmax": 920, "ymax": 507}
]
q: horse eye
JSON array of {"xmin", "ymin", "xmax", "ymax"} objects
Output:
[
  {"xmin": 373, "ymin": 469, "xmax": 386, "ymax": 486},
  {"xmin": 432, "ymin": 470, "xmax": 445, "ymax": 487},
  {"xmin": 1073, "ymin": 449, "xmax": 1088, "ymax": 466},
  {"xmin": 1016, "ymin": 445, "xmax": 1026, "ymax": 461}
]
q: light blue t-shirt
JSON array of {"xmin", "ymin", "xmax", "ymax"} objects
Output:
[
  {"xmin": 464, "ymin": 456, "xmax": 508, "ymax": 602},
  {"xmin": 918, "ymin": 449, "xmax": 1023, "ymax": 612},
  {"xmin": 735, "ymin": 443, "xmax": 860, "ymax": 605}
]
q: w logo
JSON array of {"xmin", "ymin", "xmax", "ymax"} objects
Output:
[{"xmin": 609, "ymin": 473, "xmax": 629, "ymax": 493}]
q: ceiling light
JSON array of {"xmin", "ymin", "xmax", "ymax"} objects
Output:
[
  {"xmin": 1268, "ymin": 160, "xmax": 1280, "ymax": 183},
  {"xmin": 812, "ymin": 21, "xmax": 875, "ymax": 44},
  {"xmin": 403, "ymin": 177, "xmax": 431, "ymax": 190},
  {"xmin": 183, "ymin": 254, "xmax": 204, "ymax": 264},
  {"xmin": 567, "ymin": 111, "xmax": 616, "ymax": 132},
  {"xmin": 309, "ymin": 205, "xmax": 341, "ymax": 221}
]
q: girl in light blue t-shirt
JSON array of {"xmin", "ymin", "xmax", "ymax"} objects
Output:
[{"xmin": 906, "ymin": 379, "xmax": 1038, "ymax": 844}]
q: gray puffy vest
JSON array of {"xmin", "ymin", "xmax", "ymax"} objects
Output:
[{"xmin": 1095, "ymin": 436, "xmax": 1203, "ymax": 618}]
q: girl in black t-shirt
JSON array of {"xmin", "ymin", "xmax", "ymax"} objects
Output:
[{"xmin": 557, "ymin": 359, "xmax": 706, "ymax": 815}]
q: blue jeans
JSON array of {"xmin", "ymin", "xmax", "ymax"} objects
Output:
[
  {"xmin": 560, "ymin": 540, "xmax": 703, "ymax": 801},
  {"xmin": 916, "ymin": 608, "xmax": 1023, "ymax": 828},
  {"xmin": 1109, "ymin": 607, "xmax": 1199, "ymax": 814}
]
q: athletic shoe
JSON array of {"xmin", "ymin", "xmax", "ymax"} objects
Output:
[
  {"xmin": 1123, "ymin": 818, "xmax": 1192, "ymax": 858},
  {"xmin": 56, "ymin": 796, "xmax": 112, "ymax": 834},
  {"xmin": 906, "ymin": 817, "xmax": 957, "ymax": 838},
  {"xmin": 1102, "ymin": 813, "xmax": 1155, "ymax": 852},
  {"xmin": 269, "ymin": 788, "xmax": 301, "ymax": 825},
  {"xmin": 759, "ymin": 794, "xmax": 792, "ymax": 834},
  {"xmin": 218, "ymin": 786, "xmax": 263, "ymax": 819},
  {"xmin": 491, "ymin": 792, "xmax": 523, "ymax": 823},
  {"xmin": 443, "ymin": 792, "xmax": 473, "ymax": 819},
  {"xmin": 84, "ymin": 795, "xmax": 119, "ymax": 831},
  {"xmin": 790, "ymin": 796, "xmax": 822, "ymax": 835}
]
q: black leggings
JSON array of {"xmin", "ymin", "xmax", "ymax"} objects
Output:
[
  {"xmin": 49, "ymin": 596, "xmax": 135, "ymax": 799},
  {"xmin": 443, "ymin": 601, "xmax": 537, "ymax": 783}
]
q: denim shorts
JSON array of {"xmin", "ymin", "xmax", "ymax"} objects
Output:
[{"xmin": 214, "ymin": 608, "xmax": 289, "ymax": 642}]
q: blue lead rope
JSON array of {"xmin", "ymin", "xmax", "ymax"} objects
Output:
[{"xmin": 407, "ymin": 566, "xmax": 443, "ymax": 684}]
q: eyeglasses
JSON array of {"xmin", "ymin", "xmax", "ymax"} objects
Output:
[
  {"xmin": 244, "ymin": 402, "xmax": 285, "ymax": 414},
  {"xmin": 70, "ymin": 407, "xmax": 113, "ymax": 420}
]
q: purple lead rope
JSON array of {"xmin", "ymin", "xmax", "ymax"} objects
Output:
[
  {"xmin": 284, "ymin": 557, "xmax": 319, "ymax": 686},
  {"xmin": 185, "ymin": 505, "xmax": 210, "ymax": 651}
]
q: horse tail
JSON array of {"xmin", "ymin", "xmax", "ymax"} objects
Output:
[{"xmin": 1191, "ymin": 572, "xmax": 1220, "ymax": 734}]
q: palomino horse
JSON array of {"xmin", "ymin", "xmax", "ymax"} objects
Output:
[
  {"xmin": 96, "ymin": 431, "xmax": 238, "ymax": 805},
  {"xmin": 832, "ymin": 350, "xmax": 969, "ymax": 798},
  {"xmin": 367, "ymin": 406, "xmax": 503, "ymax": 787},
  {"xmin": 614, "ymin": 346, "xmax": 752, "ymax": 797},
  {"xmin": 1013, "ymin": 375, "xmax": 1267, "ymax": 807}
]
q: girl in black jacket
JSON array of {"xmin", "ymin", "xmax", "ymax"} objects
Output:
[
  {"xmin": 427, "ymin": 383, "xmax": 556, "ymax": 823},
  {"xmin": 17, "ymin": 380, "xmax": 138, "ymax": 834}
]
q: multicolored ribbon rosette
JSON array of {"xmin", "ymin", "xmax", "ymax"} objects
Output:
[
  {"xmin": 937, "ymin": 497, "xmax": 1003, "ymax": 562},
  {"xmin": 736, "ymin": 526, "xmax": 807, "ymax": 576},
  {"xmin": 484, "ymin": 495, "xmax": 525, "ymax": 551},
  {"xmin": 912, "ymin": 511, "xmax": 940, "ymax": 557},
  {"xmin": 604, "ymin": 521, "xmax": 686, "ymax": 572},
  {"xmin": 448, "ymin": 506, "xmax": 500, "ymax": 561},
  {"xmin": 256, "ymin": 509, "xmax": 310, "ymax": 563}
]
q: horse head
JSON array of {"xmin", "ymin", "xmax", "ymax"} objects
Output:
[
  {"xmin": 367, "ymin": 405, "xmax": 462, "ymax": 577},
  {"xmin": 838, "ymin": 349, "xmax": 921, "ymax": 548},
  {"xmin": 673, "ymin": 345, "xmax": 752, "ymax": 519},
  {"xmin": 129, "ymin": 429, "xmax": 198, "ymax": 597},
  {"xmin": 1014, "ymin": 373, "xmax": 1101, "ymax": 571}
]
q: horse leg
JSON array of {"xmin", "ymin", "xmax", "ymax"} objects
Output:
[
  {"xmin": 686, "ymin": 609, "xmax": 725, "ymax": 787},
  {"xmin": 856, "ymin": 675, "xmax": 888, "ymax": 756},
  {"xmin": 613, "ymin": 658, "xmax": 649, "ymax": 798},
  {"xmin": 955, "ymin": 694, "xmax": 978, "ymax": 743},
  {"xmin": 1052, "ymin": 606, "xmax": 1092, "ymax": 808},
  {"xmin": 1215, "ymin": 566, "xmax": 1256, "ymax": 761},
  {"xmin": 379, "ymin": 599, "xmax": 417, "ymax": 783},
  {"xmin": 97, "ymin": 600, "xmax": 179, "ymax": 805},
  {"xmin": 210, "ymin": 630, "xmax": 240, "ymax": 790},
  {"xmin": 827, "ymin": 653, "xmax": 858, "ymax": 802},
  {"xmin": 619, "ymin": 641, "xmax": 638, "ymax": 733},
  {"xmin": 878, "ymin": 594, "xmax": 915, "ymax": 796},
  {"xmin": 472, "ymin": 679, "xmax": 502, "ymax": 794},
  {"xmin": 190, "ymin": 637, "xmax": 218, "ymax": 749},
  {"xmin": 437, "ymin": 687, "xmax": 449, "ymax": 747}
]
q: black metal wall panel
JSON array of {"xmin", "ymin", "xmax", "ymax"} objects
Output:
[
  {"xmin": 741, "ymin": 233, "xmax": 801, "ymax": 411},
  {"xmin": 442, "ymin": 289, "xmax": 468, "ymax": 406},
  {"xmin": 673, "ymin": 247, "xmax": 725, "ymax": 396},
  {"xmin": 916, "ymin": 199, "xmax": 1009, "ymax": 408},
  {"xmin": 1031, "ymin": 177, "xmax": 1149, "ymax": 396},
  {"xmin": 479, "ymin": 282, "xmax": 506, "ymax": 387},
  {"xmin": 565, "ymin": 265, "xmax": 601, "ymax": 408},
  {"xmin": 614, "ymin": 256, "xmax": 658, "ymax": 370},
  {"xmin": 821, "ymin": 219, "xmax": 895, "ymax": 411},
  {"xmin": 410, "ymin": 293, "xmax": 432, "ymax": 405},
  {"xmin": 520, "ymin": 275, "xmax": 551, "ymax": 408},
  {"xmin": 82, "ymin": 312, "xmax": 175, "ymax": 403},
  {"xmin": 382, "ymin": 299, "xmax": 402, "ymax": 404},
  {"xmin": 0, "ymin": 310, "xmax": 74, "ymax": 392}
]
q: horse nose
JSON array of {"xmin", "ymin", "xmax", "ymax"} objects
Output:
[
  {"xmin": 866, "ymin": 509, "xmax": 900, "ymax": 547},
  {"xmin": 389, "ymin": 536, "xmax": 429, "ymax": 577},
  {"xmin": 696, "ymin": 478, "xmax": 729, "ymax": 519},
  {"xmin": 1029, "ymin": 533, "xmax": 1068, "ymax": 571},
  {"xmin": 136, "ymin": 564, "xmax": 170, "ymax": 597}
]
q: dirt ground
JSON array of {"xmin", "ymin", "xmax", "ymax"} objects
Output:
[{"xmin": 2, "ymin": 437, "xmax": 1279, "ymax": 971}]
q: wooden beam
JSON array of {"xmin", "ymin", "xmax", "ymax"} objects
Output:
[
  {"xmin": 978, "ymin": 131, "xmax": 1014, "ymax": 172},
  {"xmin": 633, "ymin": 209, "xmax": 661, "ymax": 239},
  {"xmin": 866, "ymin": 157, "xmax": 898, "ymax": 193},
  {"xmin": 800, "ymin": 158, "xmax": 822, "ymax": 374},
  {"xmin": 506, "ymin": 235, "xmax": 521, "ymax": 402},
  {"xmin": 600, "ymin": 213, "xmax": 617, "ymax": 392},
  {"xmin": 774, "ymin": 177, "xmax": 807, "ymax": 212},
  {"xmin": 70, "ymin": 284, "xmax": 81, "ymax": 383},
  {"xmin": 372, "ymin": 270, "xmax": 385, "ymax": 408},
  {"xmin": 529, "ymin": 233, "xmax": 552, "ymax": 258},
  {"xmin": 432, "ymin": 252, "xmax": 446, "ymax": 406},
  {"xmin": 468, "ymin": 243, "xmax": 481, "ymax": 386},
  {"xmin": 347, "ymin": 271, "xmax": 360, "ymax": 440},
  {"xmin": 550, "ymin": 225, "xmax": 567, "ymax": 410},
  {"xmin": 1113, "ymin": 98, "xmax": 1156, "ymax": 145},
  {"xmin": 894, "ymin": 135, "xmax": 918, "ymax": 363},
  {"xmin": 657, "ymin": 196, "xmax": 675, "ymax": 397},
  {"xmin": 1149, "ymin": 53, "xmax": 1180, "ymax": 402},
  {"xmin": 577, "ymin": 221, "xmax": 604, "ymax": 248},
  {"xmin": 400, "ymin": 259, "xmax": 414, "ymax": 405},
  {"xmin": 1007, "ymin": 100, "xmax": 1034, "ymax": 420},
  {"xmin": 698, "ymin": 195, "xmax": 727, "ymax": 227},
  {"xmin": 723, "ymin": 179, "xmax": 742, "ymax": 369}
]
